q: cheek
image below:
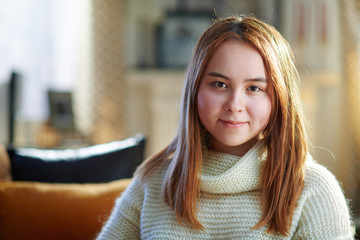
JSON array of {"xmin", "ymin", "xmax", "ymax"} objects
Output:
[
  {"xmin": 197, "ymin": 91, "xmax": 221, "ymax": 126},
  {"xmin": 197, "ymin": 92, "xmax": 210, "ymax": 121},
  {"xmin": 249, "ymin": 97, "xmax": 272, "ymax": 124},
  {"xmin": 197, "ymin": 91, "xmax": 213, "ymax": 114}
]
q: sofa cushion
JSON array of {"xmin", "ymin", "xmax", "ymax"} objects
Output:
[
  {"xmin": 8, "ymin": 134, "xmax": 145, "ymax": 183},
  {"xmin": 0, "ymin": 178, "xmax": 132, "ymax": 240}
]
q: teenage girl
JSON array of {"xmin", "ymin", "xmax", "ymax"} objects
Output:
[{"xmin": 96, "ymin": 16, "xmax": 352, "ymax": 239}]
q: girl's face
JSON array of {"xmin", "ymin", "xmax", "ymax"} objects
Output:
[{"xmin": 197, "ymin": 40, "xmax": 271, "ymax": 156}]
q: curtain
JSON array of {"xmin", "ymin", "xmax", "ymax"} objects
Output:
[
  {"xmin": 0, "ymin": 0, "xmax": 126, "ymax": 146},
  {"xmin": 340, "ymin": 0, "xmax": 360, "ymax": 215},
  {"xmin": 0, "ymin": 0, "xmax": 83, "ymax": 146},
  {"xmin": 74, "ymin": 0, "xmax": 126, "ymax": 144}
]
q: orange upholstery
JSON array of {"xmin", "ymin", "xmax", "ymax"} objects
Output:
[{"xmin": 0, "ymin": 178, "xmax": 132, "ymax": 240}]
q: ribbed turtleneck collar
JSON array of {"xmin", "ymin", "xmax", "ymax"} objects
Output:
[{"xmin": 200, "ymin": 141, "xmax": 266, "ymax": 194}]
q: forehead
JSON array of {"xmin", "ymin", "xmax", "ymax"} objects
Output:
[{"xmin": 204, "ymin": 40, "xmax": 266, "ymax": 79}]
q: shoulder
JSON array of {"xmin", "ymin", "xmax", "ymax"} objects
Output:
[
  {"xmin": 303, "ymin": 154, "xmax": 344, "ymax": 196},
  {"xmin": 302, "ymin": 154, "xmax": 351, "ymax": 210},
  {"xmin": 119, "ymin": 160, "xmax": 168, "ymax": 205},
  {"xmin": 294, "ymin": 154, "xmax": 352, "ymax": 238},
  {"xmin": 114, "ymin": 175, "xmax": 144, "ymax": 211},
  {"xmin": 301, "ymin": 155, "xmax": 350, "ymax": 215}
]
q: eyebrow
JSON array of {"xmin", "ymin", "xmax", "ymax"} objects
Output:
[
  {"xmin": 206, "ymin": 71, "xmax": 267, "ymax": 83},
  {"xmin": 207, "ymin": 72, "xmax": 230, "ymax": 80}
]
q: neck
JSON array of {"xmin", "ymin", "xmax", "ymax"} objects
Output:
[{"xmin": 209, "ymin": 137, "xmax": 258, "ymax": 156}]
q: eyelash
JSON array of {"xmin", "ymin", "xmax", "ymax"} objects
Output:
[
  {"xmin": 212, "ymin": 81, "xmax": 263, "ymax": 92},
  {"xmin": 248, "ymin": 86, "xmax": 261, "ymax": 92},
  {"xmin": 213, "ymin": 81, "xmax": 227, "ymax": 88}
]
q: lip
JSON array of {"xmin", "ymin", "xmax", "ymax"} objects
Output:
[{"xmin": 219, "ymin": 119, "xmax": 248, "ymax": 128}]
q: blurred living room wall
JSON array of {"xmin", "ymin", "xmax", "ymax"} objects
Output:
[{"xmin": 1, "ymin": 0, "xmax": 360, "ymax": 217}]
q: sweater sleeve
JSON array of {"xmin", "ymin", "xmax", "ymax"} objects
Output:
[
  {"xmin": 292, "ymin": 163, "xmax": 353, "ymax": 240},
  {"xmin": 96, "ymin": 177, "xmax": 144, "ymax": 240}
]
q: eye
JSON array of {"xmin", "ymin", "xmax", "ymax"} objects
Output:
[
  {"xmin": 248, "ymin": 85, "xmax": 261, "ymax": 92},
  {"xmin": 213, "ymin": 81, "xmax": 227, "ymax": 88}
]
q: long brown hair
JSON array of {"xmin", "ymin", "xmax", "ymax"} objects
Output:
[{"xmin": 135, "ymin": 16, "xmax": 308, "ymax": 236}]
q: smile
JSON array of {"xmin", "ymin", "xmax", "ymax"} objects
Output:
[{"xmin": 219, "ymin": 119, "xmax": 248, "ymax": 128}]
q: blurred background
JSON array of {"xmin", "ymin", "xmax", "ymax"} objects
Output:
[{"xmin": 0, "ymin": 0, "xmax": 360, "ymax": 219}]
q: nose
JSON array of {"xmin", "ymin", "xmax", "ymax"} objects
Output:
[{"xmin": 225, "ymin": 90, "xmax": 245, "ymax": 112}]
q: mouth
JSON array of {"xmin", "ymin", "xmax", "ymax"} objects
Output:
[{"xmin": 219, "ymin": 119, "xmax": 248, "ymax": 128}]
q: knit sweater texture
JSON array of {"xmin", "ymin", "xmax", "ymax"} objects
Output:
[{"xmin": 96, "ymin": 141, "xmax": 353, "ymax": 239}]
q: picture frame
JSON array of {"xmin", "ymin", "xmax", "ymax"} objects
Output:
[
  {"xmin": 156, "ymin": 11, "xmax": 212, "ymax": 68},
  {"xmin": 48, "ymin": 91, "xmax": 74, "ymax": 130}
]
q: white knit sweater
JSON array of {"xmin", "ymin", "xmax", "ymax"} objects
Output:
[{"xmin": 96, "ymin": 142, "xmax": 353, "ymax": 239}]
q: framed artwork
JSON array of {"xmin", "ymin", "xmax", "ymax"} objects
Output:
[
  {"xmin": 156, "ymin": 11, "xmax": 212, "ymax": 68},
  {"xmin": 48, "ymin": 91, "xmax": 74, "ymax": 130}
]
